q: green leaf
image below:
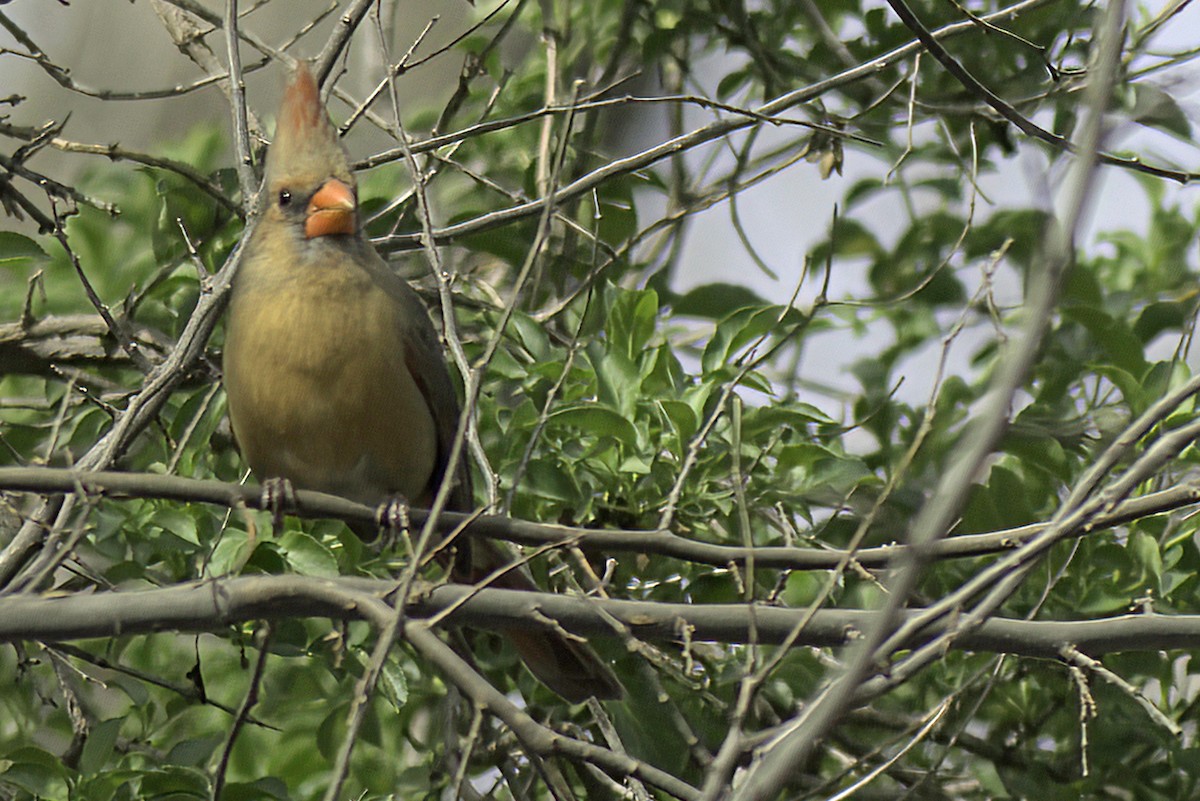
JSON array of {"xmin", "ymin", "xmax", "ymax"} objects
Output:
[
  {"xmin": 153, "ymin": 508, "xmax": 201, "ymax": 546},
  {"xmin": 79, "ymin": 718, "xmax": 123, "ymax": 774},
  {"xmin": 968, "ymin": 209, "xmax": 1053, "ymax": 266},
  {"xmin": 702, "ymin": 305, "xmax": 802, "ymax": 375},
  {"xmin": 1129, "ymin": 530, "xmax": 1163, "ymax": 584},
  {"xmin": 548, "ymin": 405, "xmax": 640, "ymax": 447},
  {"xmin": 843, "ymin": 177, "xmax": 885, "ymax": 210},
  {"xmin": 784, "ymin": 571, "xmax": 826, "ymax": 607},
  {"xmin": 509, "ymin": 310, "xmax": 552, "ymax": 361},
  {"xmin": 688, "ymin": 571, "xmax": 739, "ymax": 603},
  {"xmin": 742, "ymin": 402, "xmax": 836, "ymax": 436},
  {"xmin": 378, "ymin": 655, "xmax": 410, "ymax": 712},
  {"xmin": 1062, "ymin": 305, "xmax": 1147, "ymax": 376},
  {"xmin": 1093, "ymin": 364, "xmax": 1149, "ymax": 415},
  {"xmin": 671, "ymin": 282, "xmax": 769, "ymax": 319},
  {"xmin": 606, "ymin": 287, "xmax": 660, "ymax": 359},
  {"xmin": 523, "ymin": 459, "xmax": 580, "ymax": 502},
  {"xmin": 245, "ymin": 540, "xmax": 288, "ymax": 574},
  {"xmin": 659, "ymin": 399, "xmax": 698, "ymax": 446},
  {"xmin": 138, "ymin": 765, "xmax": 210, "ymax": 798},
  {"xmin": 165, "ymin": 736, "xmax": 222, "ymax": 768},
  {"xmin": 0, "ymin": 746, "xmax": 71, "ymax": 798},
  {"xmin": 110, "ymin": 671, "xmax": 151, "ymax": 707},
  {"xmin": 594, "ymin": 178, "xmax": 638, "ymax": 244},
  {"xmin": 279, "ymin": 530, "xmax": 339, "ymax": 577},
  {"xmin": 219, "ymin": 779, "xmax": 290, "ymax": 801},
  {"xmin": 1134, "ymin": 297, "xmax": 1197, "ymax": 343},
  {"xmin": 208, "ymin": 528, "xmax": 254, "ymax": 577},
  {"xmin": 0, "ymin": 231, "xmax": 49, "ymax": 267},
  {"xmin": 1130, "ymin": 84, "xmax": 1192, "ymax": 138},
  {"xmin": 315, "ymin": 702, "xmax": 348, "ymax": 763},
  {"xmin": 715, "ymin": 66, "xmax": 751, "ymax": 100},
  {"xmin": 593, "ymin": 348, "xmax": 642, "ymax": 417}
]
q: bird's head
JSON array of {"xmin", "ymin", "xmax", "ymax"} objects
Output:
[{"xmin": 262, "ymin": 62, "xmax": 358, "ymax": 240}]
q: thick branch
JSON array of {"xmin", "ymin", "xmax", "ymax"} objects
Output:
[
  {"xmin": 0, "ymin": 466, "xmax": 1195, "ymax": 571},
  {"xmin": 2, "ymin": 575, "xmax": 1196, "ymax": 660},
  {"xmin": 0, "ymin": 315, "xmax": 172, "ymax": 375}
]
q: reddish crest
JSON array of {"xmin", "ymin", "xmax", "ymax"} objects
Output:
[
  {"xmin": 279, "ymin": 62, "xmax": 325, "ymax": 142},
  {"xmin": 265, "ymin": 60, "xmax": 351, "ymax": 186}
]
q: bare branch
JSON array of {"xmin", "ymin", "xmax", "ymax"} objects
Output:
[
  {"xmin": 6, "ymin": 575, "xmax": 1200, "ymax": 662},
  {"xmin": 0, "ymin": 466, "xmax": 1197, "ymax": 571}
]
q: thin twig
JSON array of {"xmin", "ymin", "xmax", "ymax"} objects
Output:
[
  {"xmin": 224, "ymin": 0, "xmax": 256, "ymax": 201},
  {"xmin": 212, "ymin": 625, "xmax": 274, "ymax": 801}
]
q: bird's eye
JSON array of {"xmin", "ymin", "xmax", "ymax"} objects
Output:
[{"xmin": 278, "ymin": 189, "xmax": 292, "ymax": 207}]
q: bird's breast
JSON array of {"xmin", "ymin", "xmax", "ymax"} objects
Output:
[{"xmin": 224, "ymin": 270, "xmax": 438, "ymax": 505}]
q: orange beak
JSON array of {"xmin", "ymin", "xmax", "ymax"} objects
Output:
[{"xmin": 305, "ymin": 179, "xmax": 357, "ymax": 238}]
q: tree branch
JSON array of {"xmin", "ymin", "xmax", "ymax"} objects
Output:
[
  {"xmin": 0, "ymin": 466, "xmax": 1195, "ymax": 572},
  {"xmin": 3, "ymin": 575, "xmax": 1199, "ymax": 661},
  {"xmin": 0, "ymin": 315, "xmax": 172, "ymax": 376}
]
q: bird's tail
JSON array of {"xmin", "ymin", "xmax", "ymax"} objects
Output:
[
  {"xmin": 464, "ymin": 541, "xmax": 624, "ymax": 702},
  {"xmin": 505, "ymin": 626, "xmax": 624, "ymax": 703}
]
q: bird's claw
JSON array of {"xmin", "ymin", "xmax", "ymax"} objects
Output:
[
  {"xmin": 374, "ymin": 495, "xmax": 412, "ymax": 550},
  {"xmin": 261, "ymin": 477, "xmax": 298, "ymax": 530},
  {"xmin": 375, "ymin": 496, "xmax": 412, "ymax": 532}
]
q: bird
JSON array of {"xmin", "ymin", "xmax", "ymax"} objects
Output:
[{"xmin": 222, "ymin": 61, "xmax": 622, "ymax": 703}]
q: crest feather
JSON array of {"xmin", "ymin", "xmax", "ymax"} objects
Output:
[{"xmin": 265, "ymin": 61, "xmax": 351, "ymax": 185}]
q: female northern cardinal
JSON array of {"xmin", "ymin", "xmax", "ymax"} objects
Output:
[{"xmin": 223, "ymin": 62, "xmax": 622, "ymax": 702}]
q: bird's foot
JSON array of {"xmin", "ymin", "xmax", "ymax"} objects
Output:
[
  {"xmin": 260, "ymin": 477, "xmax": 298, "ymax": 530},
  {"xmin": 374, "ymin": 495, "xmax": 412, "ymax": 552}
]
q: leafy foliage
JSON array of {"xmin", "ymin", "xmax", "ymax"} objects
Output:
[{"xmin": 3, "ymin": 0, "xmax": 1200, "ymax": 799}]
